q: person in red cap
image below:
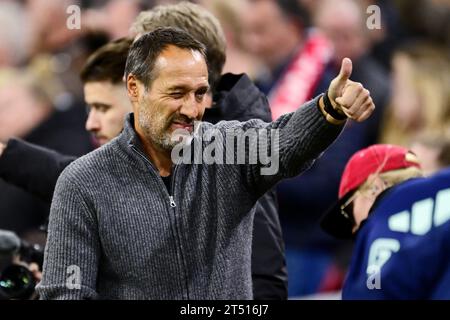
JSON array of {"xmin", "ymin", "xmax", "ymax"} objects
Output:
[
  {"xmin": 322, "ymin": 144, "xmax": 423, "ymax": 239},
  {"xmin": 322, "ymin": 144, "xmax": 450, "ymax": 299}
]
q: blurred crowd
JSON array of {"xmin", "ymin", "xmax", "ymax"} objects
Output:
[{"xmin": 0, "ymin": 0, "xmax": 449, "ymax": 299}]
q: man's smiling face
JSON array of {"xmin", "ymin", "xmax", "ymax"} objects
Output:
[{"xmin": 133, "ymin": 45, "xmax": 209, "ymax": 150}]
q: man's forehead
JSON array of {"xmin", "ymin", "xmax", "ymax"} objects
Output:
[
  {"xmin": 159, "ymin": 44, "xmax": 204, "ymax": 60},
  {"xmin": 84, "ymin": 81, "xmax": 125, "ymax": 92},
  {"xmin": 157, "ymin": 74, "xmax": 209, "ymax": 92},
  {"xmin": 155, "ymin": 46, "xmax": 207, "ymax": 71},
  {"xmin": 84, "ymin": 81, "xmax": 122, "ymax": 102},
  {"xmin": 153, "ymin": 46, "xmax": 208, "ymax": 86},
  {"xmin": 84, "ymin": 81, "xmax": 115, "ymax": 91}
]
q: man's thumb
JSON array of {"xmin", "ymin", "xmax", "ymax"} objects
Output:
[{"xmin": 337, "ymin": 57, "xmax": 352, "ymax": 83}]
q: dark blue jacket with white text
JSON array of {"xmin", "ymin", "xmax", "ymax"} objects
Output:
[{"xmin": 343, "ymin": 167, "xmax": 450, "ymax": 299}]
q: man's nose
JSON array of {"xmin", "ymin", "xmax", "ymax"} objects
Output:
[
  {"xmin": 180, "ymin": 94, "xmax": 201, "ymax": 120},
  {"xmin": 85, "ymin": 110, "xmax": 101, "ymax": 132}
]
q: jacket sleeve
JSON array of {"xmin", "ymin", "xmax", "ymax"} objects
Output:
[
  {"xmin": 216, "ymin": 95, "xmax": 345, "ymax": 200},
  {"xmin": 36, "ymin": 172, "xmax": 100, "ymax": 300},
  {"xmin": 0, "ymin": 138, "xmax": 76, "ymax": 202},
  {"xmin": 214, "ymin": 74, "xmax": 287, "ymax": 299}
]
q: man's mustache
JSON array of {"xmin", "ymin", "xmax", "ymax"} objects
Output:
[{"xmin": 169, "ymin": 114, "xmax": 194, "ymax": 126}]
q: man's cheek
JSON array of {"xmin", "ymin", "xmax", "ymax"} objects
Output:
[{"xmin": 203, "ymin": 95, "xmax": 213, "ymax": 109}]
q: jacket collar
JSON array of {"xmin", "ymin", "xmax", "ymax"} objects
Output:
[
  {"xmin": 119, "ymin": 113, "xmax": 142, "ymax": 148},
  {"xmin": 114, "ymin": 113, "xmax": 156, "ymax": 173}
]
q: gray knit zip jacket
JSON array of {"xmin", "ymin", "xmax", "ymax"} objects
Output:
[{"xmin": 36, "ymin": 95, "xmax": 344, "ymax": 299}]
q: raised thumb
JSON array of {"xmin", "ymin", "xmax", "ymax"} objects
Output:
[{"xmin": 337, "ymin": 57, "xmax": 352, "ymax": 83}]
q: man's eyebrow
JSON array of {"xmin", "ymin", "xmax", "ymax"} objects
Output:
[
  {"xmin": 166, "ymin": 85, "xmax": 190, "ymax": 91},
  {"xmin": 89, "ymin": 102, "xmax": 112, "ymax": 108},
  {"xmin": 197, "ymin": 86, "xmax": 209, "ymax": 92},
  {"xmin": 167, "ymin": 84, "xmax": 210, "ymax": 92}
]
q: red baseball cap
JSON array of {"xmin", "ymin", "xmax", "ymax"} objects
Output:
[{"xmin": 321, "ymin": 144, "xmax": 421, "ymax": 239}]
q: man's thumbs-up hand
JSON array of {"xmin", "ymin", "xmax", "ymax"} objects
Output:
[{"xmin": 327, "ymin": 58, "xmax": 375, "ymax": 122}]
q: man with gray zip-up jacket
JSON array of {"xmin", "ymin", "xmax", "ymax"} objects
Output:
[{"xmin": 37, "ymin": 28, "xmax": 374, "ymax": 299}]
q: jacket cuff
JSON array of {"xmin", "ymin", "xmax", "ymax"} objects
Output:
[{"xmin": 317, "ymin": 94, "xmax": 347, "ymax": 125}]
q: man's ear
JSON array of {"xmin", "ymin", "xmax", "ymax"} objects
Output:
[{"xmin": 127, "ymin": 74, "xmax": 140, "ymax": 102}]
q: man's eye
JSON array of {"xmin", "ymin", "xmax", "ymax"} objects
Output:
[
  {"xmin": 195, "ymin": 92, "xmax": 205, "ymax": 100},
  {"xmin": 170, "ymin": 92, "xmax": 184, "ymax": 99},
  {"xmin": 97, "ymin": 105, "xmax": 110, "ymax": 113},
  {"xmin": 195, "ymin": 89, "xmax": 208, "ymax": 100}
]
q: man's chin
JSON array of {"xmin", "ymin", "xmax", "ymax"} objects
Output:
[
  {"xmin": 155, "ymin": 135, "xmax": 191, "ymax": 151},
  {"xmin": 168, "ymin": 128, "xmax": 194, "ymax": 145},
  {"xmin": 142, "ymin": 127, "xmax": 193, "ymax": 151},
  {"xmin": 92, "ymin": 136, "xmax": 110, "ymax": 147}
]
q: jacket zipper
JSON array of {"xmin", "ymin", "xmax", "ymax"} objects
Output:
[
  {"xmin": 131, "ymin": 145, "xmax": 176, "ymax": 208},
  {"xmin": 168, "ymin": 165, "xmax": 190, "ymax": 299},
  {"xmin": 131, "ymin": 145, "xmax": 189, "ymax": 299},
  {"xmin": 169, "ymin": 196, "xmax": 176, "ymax": 207}
]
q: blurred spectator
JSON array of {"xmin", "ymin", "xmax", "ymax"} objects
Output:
[
  {"xmin": 0, "ymin": 0, "xmax": 31, "ymax": 67},
  {"xmin": 0, "ymin": 70, "xmax": 52, "ymax": 142},
  {"xmin": 81, "ymin": 38, "xmax": 133, "ymax": 147},
  {"xmin": 130, "ymin": 1, "xmax": 227, "ymax": 92},
  {"xmin": 83, "ymin": 0, "xmax": 153, "ymax": 40},
  {"xmin": 20, "ymin": 0, "xmax": 111, "ymax": 107},
  {"xmin": 240, "ymin": 0, "xmax": 332, "ymax": 120},
  {"xmin": 26, "ymin": 0, "xmax": 83, "ymax": 57},
  {"xmin": 321, "ymin": 144, "xmax": 450, "ymax": 299},
  {"xmin": 410, "ymin": 131, "xmax": 450, "ymax": 176},
  {"xmin": 380, "ymin": 43, "xmax": 450, "ymax": 146},
  {"xmin": 363, "ymin": 0, "xmax": 450, "ymax": 70},
  {"xmin": 315, "ymin": 0, "xmax": 389, "ymax": 144},
  {"xmin": 297, "ymin": 0, "xmax": 320, "ymax": 14},
  {"xmin": 394, "ymin": 0, "xmax": 450, "ymax": 50},
  {"xmin": 316, "ymin": 0, "xmax": 369, "ymax": 66},
  {"xmin": 359, "ymin": 0, "xmax": 409, "ymax": 71},
  {"xmin": 0, "ymin": 69, "xmax": 92, "ymax": 235},
  {"xmin": 28, "ymin": 31, "xmax": 110, "ymax": 108},
  {"xmin": 198, "ymin": 0, "xmax": 264, "ymax": 78}
]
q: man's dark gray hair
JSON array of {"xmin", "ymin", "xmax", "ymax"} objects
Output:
[{"xmin": 125, "ymin": 27, "xmax": 207, "ymax": 89}]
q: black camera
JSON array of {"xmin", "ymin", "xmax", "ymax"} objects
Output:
[{"xmin": 0, "ymin": 230, "xmax": 44, "ymax": 300}]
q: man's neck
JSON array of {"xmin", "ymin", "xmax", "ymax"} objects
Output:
[{"xmin": 136, "ymin": 129, "xmax": 172, "ymax": 177}]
